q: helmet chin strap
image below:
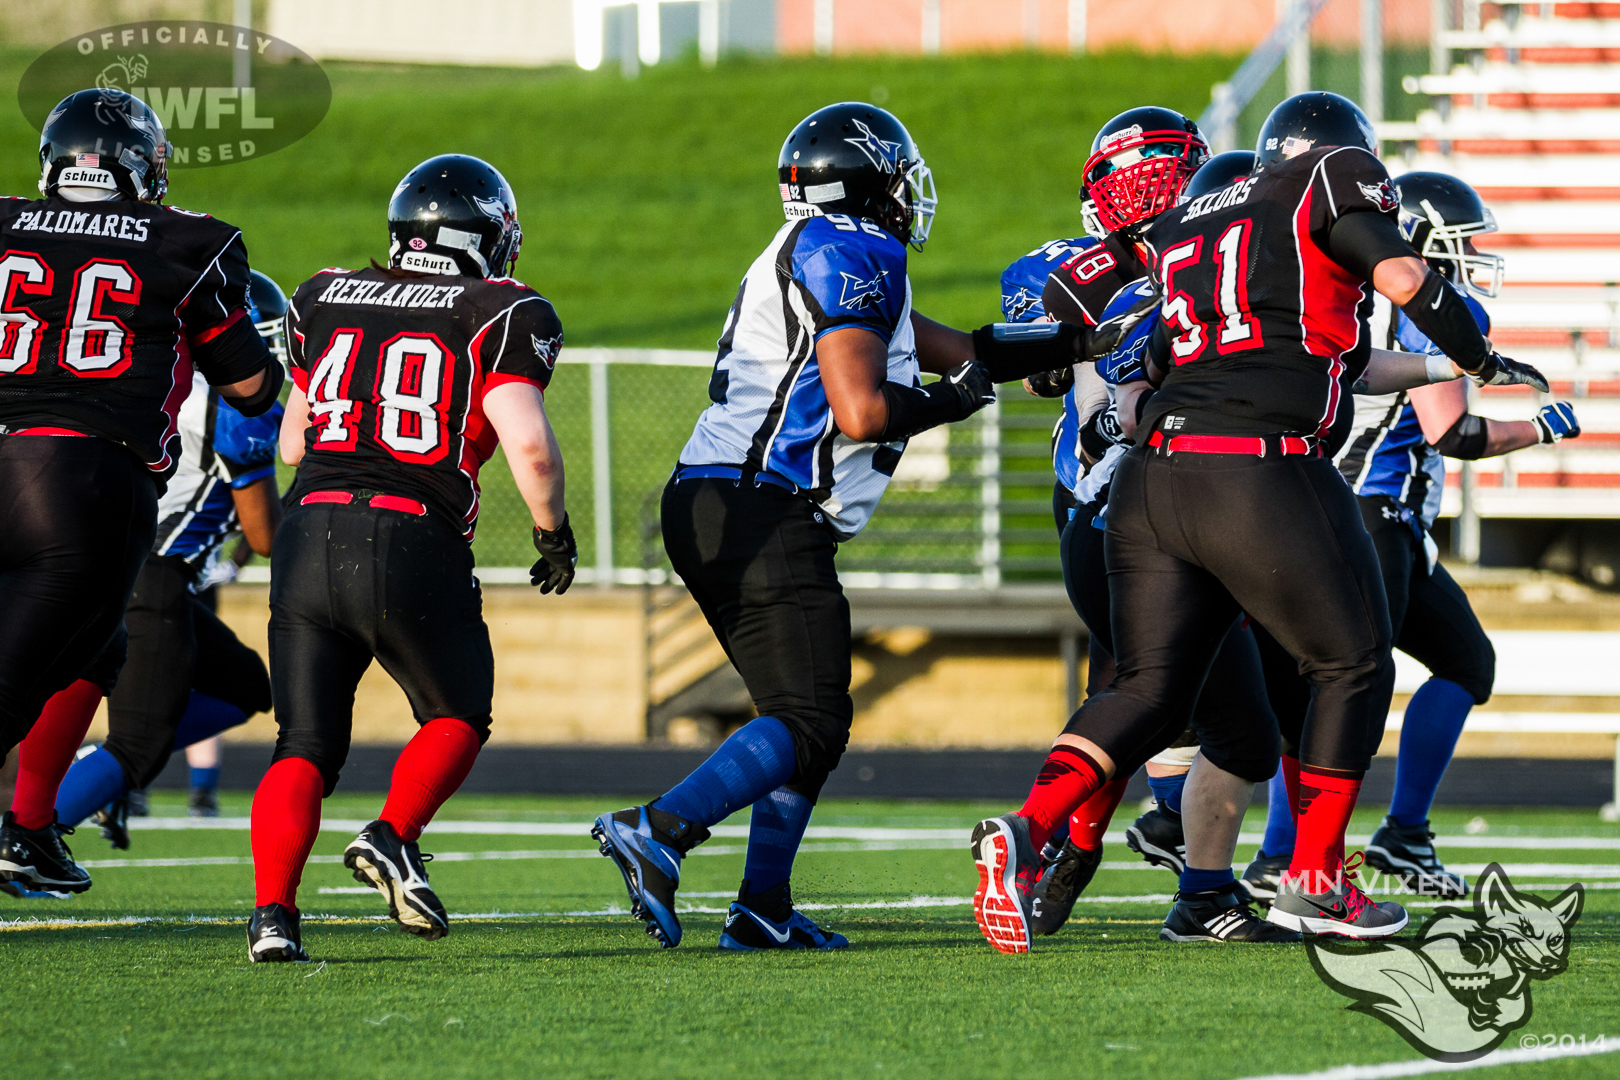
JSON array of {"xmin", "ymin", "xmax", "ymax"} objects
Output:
[{"xmin": 57, "ymin": 185, "xmax": 122, "ymax": 203}]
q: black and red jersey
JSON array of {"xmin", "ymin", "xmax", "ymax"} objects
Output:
[
  {"xmin": 285, "ymin": 265, "xmax": 563, "ymax": 540},
  {"xmin": 1041, "ymin": 231, "xmax": 1148, "ymax": 327},
  {"xmin": 1138, "ymin": 146, "xmax": 1401, "ymax": 448},
  {"xmin": 0, "ymin": 196, "xmax": 259, "ymax": 476}
]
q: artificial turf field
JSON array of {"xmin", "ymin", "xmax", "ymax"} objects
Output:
[{"xmin": 2, "ymin": 794, "xmax": 1617, "ymax": 1080}]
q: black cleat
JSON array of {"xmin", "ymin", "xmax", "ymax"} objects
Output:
[
  {"xmin": 1161, "ymin": 881, "xmax": 1301, "ymax": 943},
  {"xmin": 247, "ymin": 903, "xmax": 309, "ymax": 962},
  {"xmin": 718, "ymin": 880, "xmax": 848, "ymax": 951},
  {"xmin": 1125, "ymin": 805, "xmax": 1186, "ymax": 874},
  {"xmin": 0, "ymin": 812, "xmax": 92, "ymax": 894},
  {"xmin": 90, "ymin": 793, "xmax": 131, "ymax": 850},
  {"xmin": 187, "ymin": 786, "xmax": 220, "ymax": 818},
  {"xmin": 1030, "ymin": 840, "xmax": 1102, "ymax": 936},
  {"xmin": 1363, "ymin": 816, "xmax": 1468, "ymax": 900},
  {"xmin": 343, "ymin": 820, "xmax": 448, "ymax": 940},
  {"xmin": 591, "ymin": 804, "xmax": 710, "ymax": 948},
  {"xmin": 1240, "ymin": 850, "xmax": 1292, "ymax": 907}
]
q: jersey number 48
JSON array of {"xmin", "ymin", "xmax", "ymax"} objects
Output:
[{"xmin": 306, "ymin": 329, "xmax": 455, "ymax": 463}]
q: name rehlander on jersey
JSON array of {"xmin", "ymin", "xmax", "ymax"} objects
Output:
[
  {"xmin": 315, "ymin": 276, "xmax": 468, "ymax": 310},
  {"xmin": 1179, "ymin": 177, "xmax": 1260, "ymax": 223},
  {"xmin": 11, "ymin": 208, "xmax": 150, "ymax": 241}
]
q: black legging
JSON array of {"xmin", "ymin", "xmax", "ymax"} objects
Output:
[
  {"xmin": 1260, "ymin": 494, "xmax": 1494, "ymax": 754},
  {"xmin": 0, "ymin": 435, "xmax": 155, "ymax": 758},
  {"xmin": 1059, "ymin": 490, "xmax": 1279, "ymax": 781},
  {"xmin": 101, "ymin": 556, "xmax": 273, "ymax": 789},
  {"xmin": 1064, "ymin": 445, "xmax": 1393, "ymax": 776}
]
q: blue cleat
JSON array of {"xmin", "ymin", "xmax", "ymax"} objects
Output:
[
  {"xmin": 591, "ymin": 804, "xmax": 709, "ymax": 948},
  {"xmin": 718, "ymin": 880, "xmax": 849, "ymax": 952}
]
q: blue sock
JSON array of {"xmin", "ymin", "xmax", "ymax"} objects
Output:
[
  {"xmin": 653, "ymin": 717, "xmax": 796, "ymax": 828},
  {"xmin": 1261, "ymin": 768, "xmax": 1296, "ymax": 857},
  {"xmin": 1389, "ymin": 677, "xmax": 1474, "ymax": 827},
  {"xmin": 1179, "ymin": 865, "xmax": 1235, "ymax": 895},
  {"xmin": 189, "ymin": 766, "xmax": 220, "ymax": 790},
  {"xmin": 742, "ymin": 786, "xmax": 813, "ymax": 894},
  {"xmin": 1148, "ymin": 772, "xmax": 1186, "ymax": 815},
  {"xmin": 171, "ymin": 691, "xmax": 248, "ymax": 749},
  {"xmin": 55, "ymin": 747, "xmax": 128, "ymax": 828}
]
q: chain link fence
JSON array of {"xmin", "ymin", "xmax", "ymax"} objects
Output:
[{"xmin": 466, "ymin": 351, "xmax": 1069, "ymax": 586}]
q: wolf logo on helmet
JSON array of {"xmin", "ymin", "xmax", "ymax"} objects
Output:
[{"xmin": 844, "ymin": 118, "xmax": 902, "ymax": 173}]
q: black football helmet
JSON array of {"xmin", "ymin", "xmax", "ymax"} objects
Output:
[
  {"xmin": 1181, "ymin": 150, "xmax": 1256, "ymax": 203},
  {"xmin": 778, "ymin": 102, "xmax": 936, "ymax": 249},
  {"xmin": 38, "ymin": 88, "xmax": 171, "ymax": 202},
  {"xmin": 1254, "ymin": 91, "xmax": 1378, "ymax": 170},
  {"xmin": 1394, "ymin": 171, "xmax": 1504, "ymax": 298},
  {"xmin": 387, "ymin": 154, "xmax": 522, "ymax": 278},
  {"xmin": 247, "ymin": 270, "xmax": 289, "ymax": 365},
  {"xmin": 1080, "ymin": 107, "xmax": 1209, "ymax": 239}
]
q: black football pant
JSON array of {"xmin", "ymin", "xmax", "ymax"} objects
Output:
[
  {"xmin": 1066, "ymin": 445, "xmax": 1393, "ymax": 776},
  {"xmin": 1059, "ymin": 492, "xmax": 1278, "ymax": 781},
  {"xmin": 269, "ymin": 503, "xmax": 493, "ymax": 795},
  {"xmin": 662, "ymin": 475, "xmax": 852, "ymax": 802},
  {"xmin": 0, "ymin": 436, "xmax": 155, "ymax": 760},
  {"xmin": 1260, "ymin": 495, "xmax": 1494, "ymax": 753},
  {"xmin": 97, "ymin": 556, "xmax": 272, "ymax": 789}
]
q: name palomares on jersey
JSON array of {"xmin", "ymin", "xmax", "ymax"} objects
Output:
[
  {"xmin": 9, "ymin": 208, "xmax": 151, "ymax": 240},
  {"xmin": 314, "ymin": 276, "xmax": 467, "ymax": 310}
]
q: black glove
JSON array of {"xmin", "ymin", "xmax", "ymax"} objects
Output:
[
  {"xmin": 531, "ymin": 514, "xmax": 578, "ymax": 595},
  {"xmin": 1471, "ymin": 351, "xmax": 1550, "ymax": 394},
  {"xmin": 877, "ymin": 360, "xmax": 995, "ymax": 442},
  {"xmin": 1532, "ymin": 401, "xmax": 1580, "ymax": 444},
  {"xmin": 1078, "ymin": 406, "xmax": 1127, "ymax": 461},
  {"xmin": 1025, "ymin": 366, "xmax": 1074, "ymax": 398}
]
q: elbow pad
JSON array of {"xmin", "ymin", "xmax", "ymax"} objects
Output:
[
  {"xmin": 877, "ymin": 361, "xmax": 995, "ymax": 442},
  {"xmin": 224, "ymin": 360, "xmax": 285, "ymax": 418},
  {"xmin": 191, "ymin": 310, "xmax": 275, "ymax": 387},
  {"xmin": 1400, "ymin": 273, "xmax": 1490, "ymax": 373},
  {"xmin": 1433, "ymin": 411, "xmax": 1488, "ymax": 460},
  {"xmin": 972, "ymin": 322, "xmax": 1085, "ymax": 383}
]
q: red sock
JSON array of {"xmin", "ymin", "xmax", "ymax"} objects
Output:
[
  {"xmin": 1068, "ymin": 777, "xmax": 1131, "ymax": 851},
  {"xmin": 12, "ymin": 680, "xmax": 103, "ymax": 830},
  {"xmin": 1288, "ymin": 767, "xmax": 1363, "ymax": 890},
  {"xmin": 1280, "ymin": 754, "xmax": 1301, "ymax": 821},
  {"xmin": 379, "ymin": 718, "xmax": 481, "ymax": 843},
  {"xmin": 251, "ymin": 757, "xmax": 324, "ymax": 911},
  {"xmin": 1017, "ymin": 744, "xmax": 1105, "ymax": 851}
]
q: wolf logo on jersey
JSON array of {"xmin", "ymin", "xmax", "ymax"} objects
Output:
[{"xmin": 680, "ymin": 214, "xmax": 915, "ymax": 539}]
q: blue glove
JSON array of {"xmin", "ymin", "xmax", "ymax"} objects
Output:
[{"xmin": 1532, "ymin": 401, "xmax": 1580, "ymax": 444}]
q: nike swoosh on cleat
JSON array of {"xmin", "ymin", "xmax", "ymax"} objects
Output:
[{"xmin": 744, "ymin": 909, "xmax": 793, "ymax": 944}]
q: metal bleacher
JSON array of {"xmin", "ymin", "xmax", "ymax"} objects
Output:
[{"xmin": 1379, "ymin": 1, "xmax": 1620, "ymax": 523}]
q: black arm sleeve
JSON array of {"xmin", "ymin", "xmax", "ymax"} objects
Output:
[
  {"xmin": 220, "ymin": 359, "xmax": 285, "ymax": 418},
  {"xmin": 1325, "ymin": 210, "xmax": 1416, "ymax": 282},
  {"xmin": 191, "ymin": 311, "xmax": 274, "ymax": 386},
  {"xmin": 1432, "ymin": 412, "xmax": 1488, "ymax": 460},
  {"xmin": 1400, "ymin": 272, "xmax": 1492, "ymax": 373},
  {"xmin": 971, "ymin": 322, "xmax": 1082, "ymax": 383},
  {"xmin": 877, "ymin": 380, "xmax": 970, "ymax": 442}
]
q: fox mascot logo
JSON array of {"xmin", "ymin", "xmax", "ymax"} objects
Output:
[{"xmin": 1309, "ymin": 864, "xmax": 1582, "ymax": 1062}]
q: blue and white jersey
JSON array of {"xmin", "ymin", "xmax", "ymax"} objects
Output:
[
  {"xmin": 1000, "ymin": 237, "xmax": 1090, "ymax": 493},
  {"xmin": 680, "ymin": 215, "xmax": 915, "ymax": 540},
  {"xmin": 1071, "ymin": 280, "xmax": 1156, "ymax": 508},
  {"xmin": 152, "ymin": 371, "xmax": 282, "ymax": 574},
  {"xmin": 1335, "ymin": 287, "xmax": 1490, "ymax": 529}
]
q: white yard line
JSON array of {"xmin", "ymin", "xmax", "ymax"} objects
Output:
[
  {"xmin": 1231, "ymin": 1036, "xmax": 1617, "ymax": 1080},
  {"xmin": 125, "ymin": 818, "xmax": 1620, "ymax": 850}
]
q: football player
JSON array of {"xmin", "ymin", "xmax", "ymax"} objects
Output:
[
  {"xmin": 971, "ymin": 91, "xmax": 1551, "ymax": 947},
  {"xmin": 1243, "ymin": 172, "xmax": 1580, "ymax": 903},
  {"xmin": 246, "ymin": 154, "xmax": 574, "ymax": 962},
  {"xmin": 0, "ymin": 90, "xmax": 281, "ymax": 896},
  {"xmin": 591, "ymin": 102, "xmax": 1126, "ymax": 951},
  {"xmin": 31, "ymin": 271, "xmax": 289, "ymax": 861}
]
